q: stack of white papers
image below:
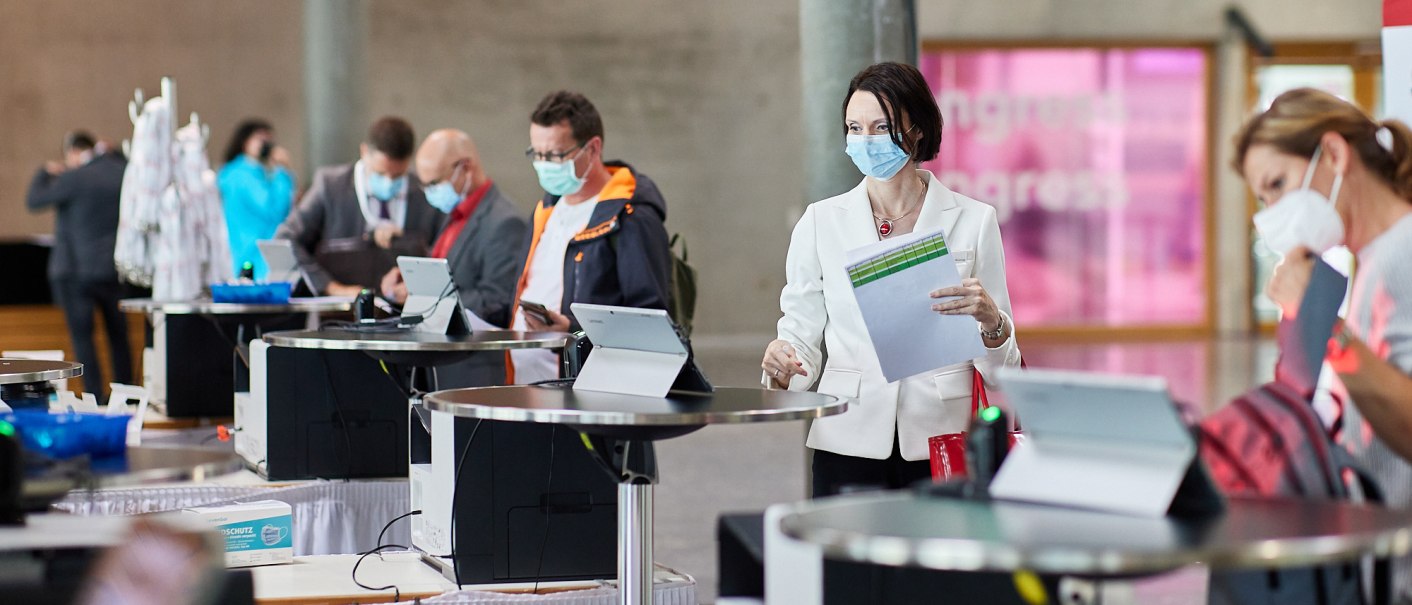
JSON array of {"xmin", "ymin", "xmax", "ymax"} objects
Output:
[{"xmin": 845, "ymin": 228, "xmax": 985, "ymax": 382}]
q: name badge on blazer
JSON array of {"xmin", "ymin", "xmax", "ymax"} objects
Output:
[{"xmin": 952, "ymin": 249, "xmax": 976, "ymax": 277}]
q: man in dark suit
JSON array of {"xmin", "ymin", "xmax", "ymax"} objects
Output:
[
  {"xmin": 275, "ymin": 116, "xmax": 443, "ymax": 296},
  {"xmin": 26, "ymin": 131, "xmax": 131, "ymax": 396},
  {"xmin": 381, "ymin": 129, "xmax": 528, "ymax": 385}
]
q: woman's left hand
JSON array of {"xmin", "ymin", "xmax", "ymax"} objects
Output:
[{"xmin": 930, "ymin": 278, "xmax": 1001, "ymax": 331}]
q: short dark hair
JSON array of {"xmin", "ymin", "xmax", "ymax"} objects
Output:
[
  {"xmin": 530, "ymin": 91, "xmax": 604, "ymax": 145},
  {"xmin": 63, "ymin": 130, "xmax": 96, "ymax": 153},
  {"xmin": 222, "ymin": 118, "xmax": 272, "ymax": 165},
  {"xmin": 842, "ymin": 62, "xmax": 943, "ymax": 162},
  {"xmin": 367, "ymin": 116, "xmax": 416, "ymax": 160}
]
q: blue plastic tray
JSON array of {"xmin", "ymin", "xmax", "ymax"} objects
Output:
[
  {"xmin": 1, "ymin": 410, "xmax": 131, "ymax": 459},
  {"xmin": 211, "ymin": 282, "xmax": 293, "ymax": 304}
]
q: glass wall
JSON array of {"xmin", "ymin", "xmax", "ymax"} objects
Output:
[{"xmin": 918, "ymin": 46, "xmax": 1211, "ymax": 331}]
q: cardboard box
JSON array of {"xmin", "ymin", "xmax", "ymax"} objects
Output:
[{"xmin": 181, "ymin": 500, "xmax": 293, "ymax": 568}]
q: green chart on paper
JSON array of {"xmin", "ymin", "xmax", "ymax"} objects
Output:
[{"xmin": 847, "ymin": 232, "xmax": 949, "ymax": 289}]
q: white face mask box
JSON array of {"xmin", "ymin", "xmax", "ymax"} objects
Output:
[{"xmin": 180, "ymin": 500, "xmax": 293, "ymax": 567}]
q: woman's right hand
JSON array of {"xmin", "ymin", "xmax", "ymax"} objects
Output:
[
  {"xmin": 1267, "ymin": 247, "xmax": 1316, "ymax": 317},
  {"xmin": 762, "ymin": 339, "xmax": 807, "ymax": 388},
  {"xmin": 269, "ymin": 145, "xmax": 291, "ymax": 168}
]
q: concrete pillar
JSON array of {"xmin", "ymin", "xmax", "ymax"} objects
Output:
[
  {"xmin": 1213, "ymin": 33, "xmax": 1253, "ymax": 335},
  {"xmin": 798, "ymin": 0, "xmax": 916, "ymax": 495},
  {"xmin": 800, "ymin": 0, "xmax": 917, "ymax": 204},
  {"xmin": 303, "ymin": 0, "xmax": 369, "ymax": 178}
]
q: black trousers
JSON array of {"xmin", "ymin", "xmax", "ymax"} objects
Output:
[
  {"xmin": 51, "ymin": 279, "xmax": 132, "ymax": 396},
  {"xmin": 811, "ymin": 439, "xmax": 932, "ymax": 498},
  {"xmin": 811, "ymin": 440, "xmax": 1051, "ymax": 605}
]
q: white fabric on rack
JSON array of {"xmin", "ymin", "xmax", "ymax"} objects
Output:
[
  {"xmin": 54, "ymin": 479, "xmax": 408, "ymax": 556},
  {"xmin": 114, "ymin": 96, "xmax": 172, "ymax": 287},
  {"xmin": 114, "ymin": 97, "xmax": 230, "ymax": 298},
  {"xmin": 151, "ymin": 121, "xmax": 230, "ymax": 300},
  {"xmin": 176, "ymin": 121, "xmax": 230, "ymax": 287}
]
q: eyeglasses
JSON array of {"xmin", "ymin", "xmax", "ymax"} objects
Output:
[{"xmin": 524, "ymin": 142, "xmax": 584, "ymax": 163}]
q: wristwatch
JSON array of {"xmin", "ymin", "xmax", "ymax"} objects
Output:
[
  {"xmin": 1331, "ymin": 321, "xmax": 1354, "ymax": 354},
  {"xmin": 980, "ymin": 314, "xmax": 1006, "ymax": 340}
]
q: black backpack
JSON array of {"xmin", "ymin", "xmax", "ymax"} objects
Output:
[{"xmin": 666, "ymin": 233, "xmax": 697, "ymax": 336}]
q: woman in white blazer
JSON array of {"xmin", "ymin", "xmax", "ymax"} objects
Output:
[{"xmin": 763, "ymin": 62, "xmax": 1022, "ymax": 497}]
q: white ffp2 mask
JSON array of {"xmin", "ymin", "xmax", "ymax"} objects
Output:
[{"xmin": 1252, "ymin": 146, "xmax": 1346, "ymax": 255}]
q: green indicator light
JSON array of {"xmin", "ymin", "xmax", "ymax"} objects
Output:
[
  {"xmin": 980, "ymin": 406, "xmax": 1002, "ymax": 423},
  {"xmin": 0, "ymin": 420, "xmax": 14, "ymax": 437}
]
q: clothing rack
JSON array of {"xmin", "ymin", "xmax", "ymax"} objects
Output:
[
  {"xmin": 123, "ymin": 77, "xmax": 207, "ymax": 156},
  {"xmin": 114, "ymin": 75, "xmax": 227, "ymax": 298}
]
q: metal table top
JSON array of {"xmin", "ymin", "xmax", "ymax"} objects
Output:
[
  {"xmin": 0, "ymin": 513, "xmax": 140, "ymax": 552},
  {"xmin": 0, "ymin": 359, "xmax": 82, "ymax": 385},
  {"xmin": 25, "ymin": 446, "xmax": 243, "ymax": 495},
  {"xmin": 262, "ymin": 329, "xmax": 568, "ymax": 352},
  {"xmin": 119, "ymin": 296, "xmax": 354, "ymax": 315},
  {"xmin": 424, "ymin": 385, "xmax": 845, "ymax": 427},
  {"xmin": 779, "ymin": 492, "xmax": 1412, "ymax": 576}
]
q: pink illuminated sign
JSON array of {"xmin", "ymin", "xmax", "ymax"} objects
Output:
[{"xmin": 919, "ymin": 47, "xmax": 1210, "ymax": 329}]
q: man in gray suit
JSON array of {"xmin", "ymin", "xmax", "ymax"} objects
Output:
[
  {"xmin": 26, "ymin": 131, "xmax": 131, "ymax": 396},
  {"xmin": 380, "ymin": 129, "xmax": 527, "ymax": 385},
  {"xmin": 276, "ymin": 116, "xmax": 444, "ymax": 296}
]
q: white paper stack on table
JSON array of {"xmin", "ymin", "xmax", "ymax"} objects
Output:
[{"xmin": 845, "ymin": 227, "xmax": 985, "ymax": 383}]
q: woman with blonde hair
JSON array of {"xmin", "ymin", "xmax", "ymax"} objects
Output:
[{"xmin": 1234, "ymin": 87, "xmax": 1412, "ymax": 598}]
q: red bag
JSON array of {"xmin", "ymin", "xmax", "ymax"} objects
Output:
[
  {"xmin": 1198, "ymin": 380, "xmax": 1361, "ymax": 498},
  {"xmin": 927, "ymin": 368, "xmax": 1023, "ymax": 481}
]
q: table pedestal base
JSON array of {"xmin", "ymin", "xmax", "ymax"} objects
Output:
[
  {"xmin": 619, "ymin": 482, "xmax": 654, "ymax": 605},
  {"xmin": 581, "ymin": 435, "xmax": 661, "ymax": 605}
]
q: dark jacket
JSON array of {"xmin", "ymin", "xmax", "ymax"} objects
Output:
[
  {"xmin": 25, "ymin": 152, "xmax": 126, "ymax": 282},
  {"xmin": 515, "ymin": 161, "xmax": 671, "ymax": 331},
  {"xmin": 274, "ymin": 163, "xmax": 442, "ymax": 293},
  {"xmin": 445, "ymin": 183, "xmax": 528, "ymax": 329},
  {"xmin": 434, "ymin": 183, "xmax": 529, "ymax": 389}
]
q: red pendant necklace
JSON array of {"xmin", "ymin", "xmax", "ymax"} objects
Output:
[{"xmin": 872, "ymin": 188, "xmax": 925, "ymax": 238}]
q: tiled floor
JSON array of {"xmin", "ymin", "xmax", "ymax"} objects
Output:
[{"xmin": 658, "ymin": 335, "xmax": 1278, "ymax": 604}]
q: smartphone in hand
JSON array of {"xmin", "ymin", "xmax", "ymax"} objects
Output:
[{"xmin": 520, "ymin": 300, "xmax": 553, "ymax": 325}]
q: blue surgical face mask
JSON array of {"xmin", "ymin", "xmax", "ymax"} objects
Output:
[
  {"xmin": 845, "ymin": 134, "xmax": 911, "ymax": 181},
  {"xmin": 424, "ymin": 182, "xmax": 460, "ymax": 213},
  {"xmin": 367, "ymin": 170, "xmax": 406, "ymax": 201},
  {"xmin": 424, "ymin": 163, "xmax": 467, "ymax": 213},
  {"xmin": 533, "ymin": 147, "xmax": 587, "ymax": 197}
]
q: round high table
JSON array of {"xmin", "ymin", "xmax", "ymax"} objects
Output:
[
  {"xmin": 119, "ymin": 297, "xmax": 355, "ymax": 316},
  {"xmin": 23, "ymin": 446, "xmax": 245, "ymax": 516},
  {"xmin": 9, "ymin": 446, "xmax": 242, "ymax": 603},
  {"xmin": 261, "ymin": 328, "xmax": 568, "ymax": 368},
  {"xmin": 424, "ymin": 385, "xmax": 846, "ymax": 605},
  {"xmin": 0, "ymin": 358, "xmax": 82, "ymax": 408},
  {"xmin": 120, "ymin": 297, "xmax": 355, "ymax": 418},
  {"xmin": 779, "ymin": 491, "xmax": 1412, "ymax": 576},
  {"xmin": 258, "ymin": 329, "xmax": 569, "ymax": 481},
  {"xmin": 32, "ymin": 446, "xmax": 244, "ymax": 490},
  {"xmin": 0, "ymin": 358, "xmax": 83, "ymax": 385}
]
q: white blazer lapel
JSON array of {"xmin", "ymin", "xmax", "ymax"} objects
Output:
[
  {"xmin": 913, "ymin": 170, "xmax": 961, "ymax": 241},
  {"xmin": 833, "ymin": 179, "xmax": 883, "ymax": 254}
]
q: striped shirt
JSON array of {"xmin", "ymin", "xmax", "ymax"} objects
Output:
[{"xmin": 1342, "ymin": 212, "xmax": 1412, "ymax": 599}]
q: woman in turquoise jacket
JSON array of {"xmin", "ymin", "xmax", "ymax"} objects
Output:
[{"xmin": 218, "ymin": 118, "xmax": 295, "ymax": 279}]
